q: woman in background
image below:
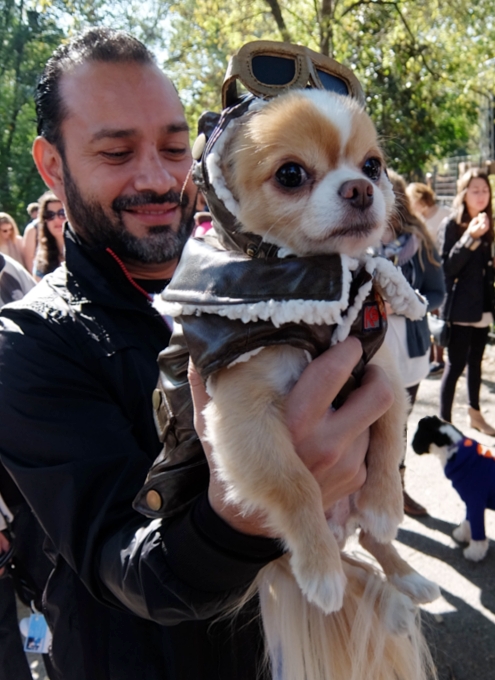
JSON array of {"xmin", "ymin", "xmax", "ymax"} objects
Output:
[
  {"xmin": 379, "ymin": 171, "xmax": 445, "ymax": 515},
  {"xmin": 438, "ymin": 168, "xmax": 495, "ymax": 435},
  {"xmin": 0, "ymin": 213, "xmax": 25, "ymax": 268},
  {"xmin": 33, "ymin": 191, "xmax": 65, "ymax": 280},
  {"xmin": 407, "ymin": 182, "xmax": 451, "ymax": 375},
  {"xmin": 406, "ymin": 182, "xmax": 451, "ymax": 245}
]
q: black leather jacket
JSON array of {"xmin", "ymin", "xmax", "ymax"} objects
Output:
[
  {"xmin": 439, "ymin": 218, "xmax": 495, "ymax": 323},
  {"xmin": 0, "ymin": 228, "xmax": 279, "ymax": 680}
]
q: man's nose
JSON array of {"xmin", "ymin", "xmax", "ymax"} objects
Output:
[{"xmin": 133, "ymin": 147, "xmax": 178, "ymax": 194}]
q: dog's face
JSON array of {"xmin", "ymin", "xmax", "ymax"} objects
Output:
[
  {"xmin": 412, "ymin": 416, "xmax": 463, "ymax": 459},
  {"xmin": 221, "ymin": 90, "xmax": 394, "ymax": 258}
]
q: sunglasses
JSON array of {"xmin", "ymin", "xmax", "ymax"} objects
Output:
[
  {"xmin": 222, "ymin": 40, "xmax": 365, "ymax": 109},
  {"xmin": 44, "ymin": 208, "xmax": 66, "ymax": 221}
]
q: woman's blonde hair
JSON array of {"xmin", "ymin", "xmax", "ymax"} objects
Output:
[
  {"xmin": 453, "ymin": 168, "xmax": 493, "ymax": 241},
  {"xmin": 0, "ymin": 212, "xmax": 20, "ymax": 242},
  {"xmin": 388, "ymin": 171, "xmax": 439, "ymax": 269}
]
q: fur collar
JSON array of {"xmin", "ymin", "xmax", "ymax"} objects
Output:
[{"xmin": 161, "ymin": 236, "xmax": 426, "ymax": 347}]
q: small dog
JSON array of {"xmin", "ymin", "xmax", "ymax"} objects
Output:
[
  {"xmin": 413, "ymin": 415, "xmax": 495, "ymax": 561},
  {"xmin": 164, "ymin": 89, "xmax": 439, "ymax": 680}
]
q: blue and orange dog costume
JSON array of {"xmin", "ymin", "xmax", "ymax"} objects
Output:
[{"xmin": 412, "ymin": 415, "xmax": 495, "ymax": 560}]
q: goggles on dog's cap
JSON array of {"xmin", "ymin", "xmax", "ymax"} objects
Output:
[
  {"xmin": 222, "ymin": 40, "xmax": 365, "ymax": 108},
  {"xmin": 192, "ymin": 41, "xmax": 366, "ymax": 257}
]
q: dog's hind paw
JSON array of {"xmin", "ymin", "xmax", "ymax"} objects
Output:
[
  {"xmin": 302, "ymin": 570, "xmax": 347, "ymax": 614},
  {"xmin": 389, "ymin": 572, "xmax": 441, "ymax": 605},
  {"xmin": 381, "ymin": 588, "xmax": 416, "ymax": 636},
  {"xmin": 291, "ymin": 557, "xmax": 347, "ymax": 614},
  {"xmin": 463, "ymin": 539, "xmax": 489, "ymax": 561}
]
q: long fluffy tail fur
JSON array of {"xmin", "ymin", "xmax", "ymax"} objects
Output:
[{"xmin": 257, "ymin": 553, "xmax": 436, "ymax": 680}]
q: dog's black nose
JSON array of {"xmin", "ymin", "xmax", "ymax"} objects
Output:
[{"xmin": 338, "ymin": 179, "xmax": 374, "ymax": 209}]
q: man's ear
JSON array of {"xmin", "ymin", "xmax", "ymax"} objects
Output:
[{"xmin": 32, "ymin": 136, "xmax": 67, "ymax": 203}]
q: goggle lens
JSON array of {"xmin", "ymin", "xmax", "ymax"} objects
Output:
[
  {"xmin": 250, "ymin": 54, "xmax": 349, "ymax": 95},
  {"xmin": 251, "ymin": 55, "xmax": 296, "ymax": 85},
  {"xmin": 315, "ymin": 69, "xmax": 349, "ymax": 95}
]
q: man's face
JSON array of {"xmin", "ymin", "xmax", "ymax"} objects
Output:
[{"xmin": 56, "ymin": 60, "xmax": 195, "ymax": 264}]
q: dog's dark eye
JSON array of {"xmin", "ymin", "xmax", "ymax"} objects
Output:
[
  {"xmin": 362, "ymin": 158, "xmax": 382, "ymax": 181},
  {"xmin": 275, "ymin": 163, "xmax": 308, "ymax": 188}
]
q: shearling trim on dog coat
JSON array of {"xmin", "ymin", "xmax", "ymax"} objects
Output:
[
  {"xmin": 445, "ymin": 438, "xmax": 495, "ymax": 541},
  {"xmin": 161, "ymin": 236, "xmax": 426, "ymax": 383}
]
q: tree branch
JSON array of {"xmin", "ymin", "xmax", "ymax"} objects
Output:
[
  {"xmin": 264, "ymin": 0, "xmax": 292, "ymax": 43},
  {"xmin": 319, "ymin": 0, "xmax": 334, "ymax": 55},
  {"xmin": 339, "ymin": 0, "xmax": 444, "ymax": 80}
]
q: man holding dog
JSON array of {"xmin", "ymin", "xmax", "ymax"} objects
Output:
[{"xmin": 0, "ymin": 29, "xmax": 394, "ymax": 679}]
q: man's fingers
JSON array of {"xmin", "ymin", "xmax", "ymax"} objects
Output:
[
  {"xmin": 285, "ymin": 337, "xmax": 363, "ymax": 429},
  {"xmin": 330, "ymin": 363, "xmax": 394, "ymax": 446}
]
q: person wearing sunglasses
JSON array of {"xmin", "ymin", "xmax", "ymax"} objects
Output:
[{"xmin": 33, "ymin": 190, "xmax": 66, "ymax": 280}]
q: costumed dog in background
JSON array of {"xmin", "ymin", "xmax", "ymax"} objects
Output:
[
  {"xmin": 137, "ymin": 42, "xmax": 439, "ymax": 680},
  {"xmin": 413, "ymin": 415, "xmax": 495, "ymax": 561}
]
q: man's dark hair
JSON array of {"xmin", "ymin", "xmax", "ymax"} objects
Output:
[{"xmin": 35, "ymin": 28, "xmax": 156, "ymax": 153}]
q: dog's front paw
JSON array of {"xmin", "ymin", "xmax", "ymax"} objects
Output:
[
  {"xmin": 354, "ymin": 478, "xmax": 403, "ymax": 543},
  {"xmin": 290, "ymin": 552, "xmax": 346, "ymax": 614},
  {"xmin": 357, "ymin": 507, "xmax": 400, "ymax": 543},
  {"xmin": 463, "ymin": 539, "xmax": 489, "ymax": 561},
  {"xmin": 389, "ymin": 572, "xmax": 441, "ymax": 605},
  {"xmin": 452, "ymin": 520, "xmax": 471, "ymax": 544}
]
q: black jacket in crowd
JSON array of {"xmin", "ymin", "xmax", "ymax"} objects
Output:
[
  {"xmin": 0, "ymin": 227, "xmax": 280, "ymax": 680},
  {"xmin": 439, "ymin": 217, "xmax": 495, "ymax": 322}
]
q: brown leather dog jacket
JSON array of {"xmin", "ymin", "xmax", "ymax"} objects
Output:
[{"xmin": 133, "ymin": 236, "xmax": 387, "ymax": 519}]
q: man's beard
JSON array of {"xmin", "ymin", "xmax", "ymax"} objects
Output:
[{"xmin": 63, "ymin": 163, "xmax": 195, "ymax": 265}]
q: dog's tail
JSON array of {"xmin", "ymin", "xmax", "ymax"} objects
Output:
[{"xmin": 257, "ymin": 553, "xmax": 436, "ymax": 680}]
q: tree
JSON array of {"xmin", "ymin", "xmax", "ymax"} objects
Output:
[
  {"xmin": 0, "ymin": 1, "xmax": 64, "ymax": 229},
  {"xmin": 1, "ymin": 0, "xmax": 492, "ymax": 215},
  {"xmin": 160, "ymin": 0, "xmax": 493, "ymax": 179}
]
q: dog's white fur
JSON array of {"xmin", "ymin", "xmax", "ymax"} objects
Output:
[
  {"xmin": 201, "ymin": 91, "xmax": 438, "ymax": 679},
  {"xmin": 453, "ymin": 520, "xmax": 489, "ymax": 561}
]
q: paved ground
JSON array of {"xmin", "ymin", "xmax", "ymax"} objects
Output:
[{"xmin": 19, "ymin": 346, "xmax": 495, "ymax": 680}]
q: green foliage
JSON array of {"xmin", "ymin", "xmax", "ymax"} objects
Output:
[
  {"xmin": 163, "ymin": 0, "xmax": 281, "ymax": 126},
  {"xmin": 0, "ymin": 0, "xmax": 493, "ymax": 220},
  {"xmin": 0, "ymin": 1, "xmax": 64, "ymax": 229},
  {"xmin": 160, "ymin": 0, "xmax": 494, "ymax": 179}
]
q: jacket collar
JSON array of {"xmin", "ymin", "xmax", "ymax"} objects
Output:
[{"xmin": 61, "ymin": 225, "xmax": 157, "ymax": 313}]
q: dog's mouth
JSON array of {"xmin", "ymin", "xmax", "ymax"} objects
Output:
[
  {"xmin": 325, "ymin": 221, "xmax": 379, "ymax": 240},
  {"xmin": 329, "ymin": 224, "xmax": 376, "ymax": 238}
]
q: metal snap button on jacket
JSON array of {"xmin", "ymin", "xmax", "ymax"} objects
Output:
[{"xmin": 145, "ymin": 489, "xmax": 163, "ymax": 512}]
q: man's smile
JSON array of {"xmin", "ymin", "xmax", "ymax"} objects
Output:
[{"xmin": 124, "ymin": 203, "xmax": 179, "ymax": 226}]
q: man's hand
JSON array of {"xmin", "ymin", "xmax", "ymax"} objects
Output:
[
  {"xmin": 0, "ymin": 530, "xmax": 11, "ymax": 578},
  {"xmin": 188, "ymin": 336, "xmax": 394, "ymax": 537}
]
